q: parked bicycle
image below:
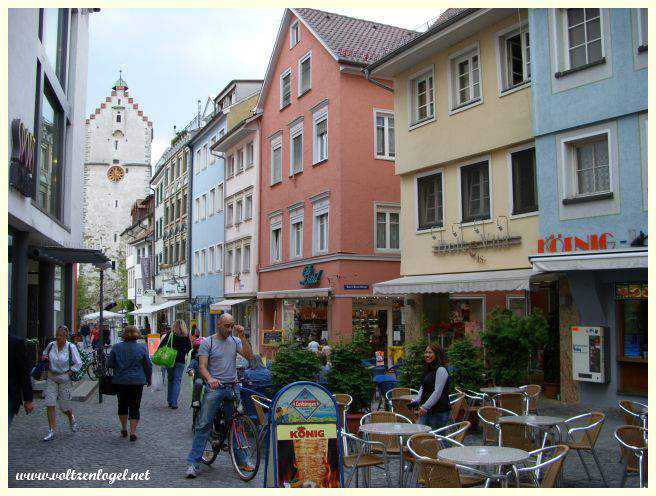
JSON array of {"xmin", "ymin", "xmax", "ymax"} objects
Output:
[
  {"xmin": 200, "ymin": 381, "xmax": 260, "ymax": 481},
  {"xmin": 79, "ymin": 344, "xmax": 112, "ymax": 380}
]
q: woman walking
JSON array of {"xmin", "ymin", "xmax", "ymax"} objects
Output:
[
  {"xmin": 42, "ymin": 326, "xmax": 82, "ymax": 441},
  {"xmin": 409, "ymin": 343, "xmax": 451, "ymax": 430},
  {"xmin": 158, "ymin": 319, "xmax": 191, "ymax": 409},
  {"xmin": 107, "ymin": 325, "xmax": 152, "ymax": 441}
]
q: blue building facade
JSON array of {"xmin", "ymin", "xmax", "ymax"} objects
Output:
[
  {"xmin": 190, "ymin": 104, "xmax": 227, "ymax": 336},
  {"xmin": 529, "ymin": 8, "xmax": 648, "ymax": 405}
]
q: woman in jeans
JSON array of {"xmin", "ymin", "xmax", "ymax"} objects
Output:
[
  {"xmin": 409, "ymin": 343, "xmax": 451, "ymax": 430},
  {"xmin": 42, "ymin": 326, "xmax": 82, "ymax": 441},
  {"xmin": 107, "ymin": 325, "xmax": 152, "ymax": 441},
  {"xmin": 158, "ymin": 319, "xmax": 191, "ymax": 409}
]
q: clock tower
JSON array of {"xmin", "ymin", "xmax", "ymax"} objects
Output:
[{"xmin": 80, "ymin": 73, "xmax": 153, "ymax": 306}]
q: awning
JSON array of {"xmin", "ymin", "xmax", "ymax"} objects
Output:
[
  {"xmin": 210, "ymin": 298, "xmax": 252, "ymax": 311},
  {"xmin": 257, "ymin": 288, "xmax": 332, "ymax": 299},
  {"xmin": 530, "ymin": 249, "xmax": 648, "ymax": 274},
  {"xmin": 82, "ymin": 310, "xmax": 122, "ymax": 320},
  {"xmin": 130, "ymin": 299, "xmax": 185, "ymax": 316},
  {"xmin": 29, "ymin": 246, "xmax": 109, "ymax": 266},
  {"xmin": 373, "ymin": 268, "xmax": 533, "ymax": 295}
]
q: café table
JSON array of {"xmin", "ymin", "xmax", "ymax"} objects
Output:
[
  {"xmin": 479, "ymin": 387, "xmax": 526, "ymax": 409},
  {"xmin": 438, "ymin": 445, "xmax": 530, "ymax": 487},
  {"xmin": 399, "ymin": 394, "xmax": 418, "ymax": 403},
  {"xmin": 359, "ymin": 422, "xmax": 431, "ymax": 486}
]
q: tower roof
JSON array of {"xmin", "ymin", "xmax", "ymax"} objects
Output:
[{"xmin": 113, "ymin": 70, "xmax": 128, "ymax": 90}]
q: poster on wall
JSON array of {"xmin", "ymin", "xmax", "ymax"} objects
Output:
[
  {"xmin": 146, "ymin": 334, "xmax": 160, "ymax": 357},
  {"xmin": 264, "ymin": 382, "xmax": 342, "ymax": 488}
]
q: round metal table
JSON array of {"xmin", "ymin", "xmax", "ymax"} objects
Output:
[
  {"xmin": 360, "ymin": 422, "xmax": 431, "ymax": 486},
  {"xmin": 438, "ymin": 445, "xmax": 530, "ymax": 487},
  {"xmin": 480, "ymin": 386, "xmax": 524, "ymax": 394}
]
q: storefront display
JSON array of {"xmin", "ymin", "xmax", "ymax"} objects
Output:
[
  {"xmin": 449, "ymin": 298, "xmax": 484, "ymax": 347},
  {"xmin": 616, "ymin": 282, "xmax": 647, "ymax": 396},
  {"xmin": 282, "ymin": 299, "xmax": 328, "ymax": 342},
  {"xmin": 352, "ymin": 298, "xmax": 405, "ymax": 366}
]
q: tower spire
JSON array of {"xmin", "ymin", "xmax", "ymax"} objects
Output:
[{"xmin": 113, "ymin": 70, "xmax": 128, "ymax": 91}]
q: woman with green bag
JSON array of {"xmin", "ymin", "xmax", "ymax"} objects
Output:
[{"xmin": 154, "ymin": 319, "xmax": 191, "ymax": 409}]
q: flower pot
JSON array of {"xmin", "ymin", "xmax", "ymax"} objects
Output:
[
  {"xmin": 543, "ymin": 381, "xmax": 560, "ymax": 399},
  {"xmin": 346, "ymin": 412, "xmax": 365, "ymax": 433}
]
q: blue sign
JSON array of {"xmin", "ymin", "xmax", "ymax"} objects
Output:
[
  {"xmin": 300, "ymin": 265, "xmax": 323, "ymax": 287},
  {"xmin": 344, "ymin": 284, "xmax": 369, "ymax": 290}
]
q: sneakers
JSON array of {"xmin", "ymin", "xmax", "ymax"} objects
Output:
[
  {"xmin": 185, "ymin": 465, "xmax": 198, "ymax": 479},
  {"xmin": 43, "ymin": 429, "xmax": 56, "ymax": 442},
  {"xmin": 191, "ymin": 401, "xmax": 200, "ymax": 408},
  {"xmin": 71, "ymin": 421, "xmax": 79, "ymax": 433}
]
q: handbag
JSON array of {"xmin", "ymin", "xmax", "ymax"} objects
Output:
[
  {"xmin": 99, "ymin": 375, "xmax": 117, "ymax": 395},
  {"xmin": 68, "ymin": 343, "xmax": 83, "ymax": 382},
  {"xmin": 152, "ymin": 333, "xmax": 178, "ymax": 368},
  {"xmin": 30, "ymin": 342, "xmax": 54, "ymax": 381}
]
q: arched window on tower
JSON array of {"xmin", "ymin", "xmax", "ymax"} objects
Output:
[{"xmin": 117, "ymin": 114, "xmax": 121, "ymax": 123}]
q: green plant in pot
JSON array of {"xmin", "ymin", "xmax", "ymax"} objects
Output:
[
  {"xmin": 446, "ymin": 336, "xmax": 484, "ymax": 392},
  {"xmin": 269, "ymin": 339, "xmax": 322, "ymax": 393},
  {"xmin": 480, "ymin": 308, "xmax": 549, "ymax": 386}
]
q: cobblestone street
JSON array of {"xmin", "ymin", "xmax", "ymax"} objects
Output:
[{"xmin": 8, "ymin": 376, "xmax": 639, "ymax": 488}]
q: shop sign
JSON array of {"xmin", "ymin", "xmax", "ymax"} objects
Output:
[
  {"xmin": 9, "ymin": 119, "xmax": 36, "ymax": 198},
  {"xmin": 261, "ymin": 329, "xmax": 284, "ymax": 347},
  {"xmin": 300, "ymin": 265, "xmax": 323, "ymax": 287},
  {"xmin": 344, "ymin": 284, "xmax": 369, "ymax": 290},
  {"xmin": 615, "ymin": 283, "xmax": 647, "ymax": 300},
  {"xmin": 265, "ymin": 382, "xmax": 342, "ymax": 488},
  {"xmin": 538, "ymin": 232, "xmax": 615, "ymax": 253},
  {"xmin": 146, "ymin": 333, "xmax": 160, "ymax": 357}
]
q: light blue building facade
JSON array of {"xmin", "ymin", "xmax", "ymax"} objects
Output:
[
  {"xmin": 189, "ymin": 101, "xmax": 227, "ymax": 335},
  {"xmin": 529, "ymin": 8, "xmax": 648, "ymax": 405}
]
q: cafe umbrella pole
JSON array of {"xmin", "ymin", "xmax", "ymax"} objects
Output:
[{"xmin": 98, "ymin": 267, "xmax": 104, "ymax": 403}]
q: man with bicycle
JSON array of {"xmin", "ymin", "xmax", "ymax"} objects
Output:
[{"xmin": 186, "ymin": 313, "xmax": 253, "ymax": 479}]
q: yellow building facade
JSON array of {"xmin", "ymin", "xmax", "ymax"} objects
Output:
[{"xmin": 368, "ymin": 9, "xmax": 539, "ymax": 338}]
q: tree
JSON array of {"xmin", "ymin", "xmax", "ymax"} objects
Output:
[{"xmin": 75, "ymin": 273, "xmax": 96, "ymax": 319}]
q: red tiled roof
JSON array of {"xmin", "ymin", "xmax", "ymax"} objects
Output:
[
  {"xmin": 430, "ymin": 8, "xmax": 470, "ymax": 28},
  {"xmin": 294, "ymin": 8, "xmax": 420, "ymax": 66}
]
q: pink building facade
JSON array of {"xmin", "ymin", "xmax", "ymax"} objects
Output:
[{"xmin": 255, "ymin": 9, "xmax": 415, "ymax": 356}]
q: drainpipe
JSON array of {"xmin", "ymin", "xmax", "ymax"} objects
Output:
[
  {"xmin": 363, "ymin": 68, "xmax": 394, "ymax": 93},
  {"xmin": 186, "ymin": 145, "xmax": 193, "ymax": 321}
]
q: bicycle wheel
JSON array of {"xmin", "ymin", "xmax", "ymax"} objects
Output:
[
  {"xmin": 229, "ymin": 414, "xmax": 260, "ymax": 481},
  {"xmin": 86, "ymin": 364, "xmax": 97, "ymax": 381}
]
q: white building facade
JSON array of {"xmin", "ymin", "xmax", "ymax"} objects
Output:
[{"xmin": 80, "ymin": 75, "xmax": 152, "ymax": 305}]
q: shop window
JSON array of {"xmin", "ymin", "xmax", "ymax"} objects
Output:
[
  {"xmin": 507, "ymin": 296, "xmax": 526, "ymax": 317},
  {"xmin": 417, "ymin": 171, "xmax": 444, "ymax": 231},
  {"xmin": 450, "ymin": 297, "xmax": 485, "ymax": 347},
  {"xmin": 38, "ymin": 84, "xmax": 64, "ymax": 219},
  {"xmin": 510, "ymin": 147, "xmax": 538, "ymax": 215},
  {"xmin": 616, "ymin": 283, "xmax": 648, "ymax": 395},
  {"xmin": 460, "ymin": 161, "xmax": 490, "ymax": 223}
]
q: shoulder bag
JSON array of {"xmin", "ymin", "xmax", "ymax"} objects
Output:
[{"xmin": 152, "ymin": 333, "xmax": 177, "ymax": 368}]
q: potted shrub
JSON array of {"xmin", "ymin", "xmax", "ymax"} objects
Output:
[
  {"xmin": 269, "ymin": 339, "xmax": 322, "ymax": 393},
  {"xmin": 480, "ymin": 308, "xmax": 549, "ymax": 386},
  {"xmin": 447, "ymin": 337, "xmax": 485, "ymax": 426},
  {"xmin": 398, "ymin": 336, "xmax": 429, "ymax": 389}
]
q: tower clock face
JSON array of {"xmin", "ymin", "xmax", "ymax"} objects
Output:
[{"xmin": 107, "ymin": 165, "xmax": 125, "ymax": 182}]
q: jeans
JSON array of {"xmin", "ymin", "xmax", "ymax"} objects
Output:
[
  {"xmin": 187, "ymin": 385, "xmax": 246, "ymax": 467},
  {"xmin": 420, "ymin": 410, "xmax": 450, "ymax": 431},
  {"xmin": 167, "ymin": 363, "xmax": 185, "ymax": 407}
]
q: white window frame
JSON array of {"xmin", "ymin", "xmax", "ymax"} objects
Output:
[
  {"xmin": 457, "ymin": 155, "xmax": 493, "ymax": 226},
  {"xmin": 373, "ymin": 109, "xmax": 395, "ymax": 161},
  {"xmin": 244, "ymin": 194, "xmax": 253, "ymax": 220},
  {"xmin": 235, "ymin": 198, "xmax": 243, "ymax": 225},
  {"xmin": 236, "ymin": 148, "xmax": 244, "ymax": 174},
  {"xmin": 271, "ymin": 134, "xmax": 283, "ymax": 185},
  {"xmin": 226, "ymin": 202, "xmax": 234, "ymax": 227},
  {"xmin": 214, "ymin": 243, "xmax": 223, "ymax": 272},
  {"xmin": 226, "ymin": 154, "xmax": 235, "ymax": 178},
  {"xmin": 312, "ymin": 104, "xmax": 328, "ymax": 164},
  {"xmin": 506, "ymin": 295, "xmax": 527, "ymax": 317},
  {"xmin": 506, "ymin": 142, "xmax": 539, "ymax": 219},
  {"xmin": 226, "ymin": 248, "xmax": 233, "ymax": 276},
  {"xmin": 448, "ymin": 43, "xmax": 483, "ymax": 115},
  {"xmin": 203, "ymin": 144, "xmax": 208, "ymax": 170},
  {"xmin": 298, "ymin": 51, "xmax": 312, "ymax": 96},
  {"xmin": 194, "ymin": 251, "xmax": 199, "ymax": 276},
  {"xmin": 565, "ymin": 132, "xmax": 612, "ymax": 198},
  {"xmin": 290, "ymin": 20, "xmax": 300, "ymax": 48},
  {"xmin": 195, "ymin": 149, "xmax": 201, "ymax": 174},
  {"xmin": 270, "ymin": 215, "xmax": 283, "ymax": 263},
  {"xmin": 290, "ymin": 207, "xmax": 304, "ymax": 259},
  {"xmin": 311, "ymin": 194, "xmax": 330, "ymax": 255},
  {"xmin": 199, "ymin": 194, "xmax": 207, "ymax": 221},
  {"xmin": 209, "ymin": 137, "xmax": 217, "ymax": 164},
  {"xmin": 374, "ymin": 203, "xmax": 401, "ymax": 252},
  {"xmin": 290, "ymin": 122, "xmax": 304, "ymax": 175},
  {"xmin": 216, "ymin": 183, "xmax": 224, "ymax": 213},
  {"xmin": 209, "ymin": 188, "xmax": 216, "ymax": 217},
  {"xmin": 235, "ymin": 246, "xmax": 242, "ymax": 274},
  {"xmin": 243, "ymin": 244, "xmax": 251, "ymax": 273},
  {"xmin": 495, "ymin": 22, "xmax": 531, "ymax": 96},
  {"xmin": 200, "ymin": 249, "xmax": 206, "ymax": 275},
  {"xmin": 279, "ymin": 67, "xmax": 292, "ymax": 110},
  {"xmin": 246, "ymin": 142, "xmax": 254, "ymax": 167},
  {"xmin": 408, "ymin": 65, "xmax": 436, "ymax": 128},
  {"xmin": 563, "ymin": 8, "xmax": 604, "ymax": 70},
  {"xmin": 194, "ymin": 198, "xmax": 200, "ymax": 223},
  {"xmin": 208, "ymin": 246, "xmax": 214, "ymax": 273},
  {"xmin": 637, "ymin": 8, "xmax": 648, "ymax": 48},
  {"xmin": 414, "ymin": 168, "xmax": 445, "ymax": 233}
]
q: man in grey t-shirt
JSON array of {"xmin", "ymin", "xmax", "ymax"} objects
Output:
[{"xmin": 186, "ymin": 313, "xmax": 253, "ymax": 478}]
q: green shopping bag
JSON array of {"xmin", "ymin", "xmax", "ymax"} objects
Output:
[{"xmin": 152, "ymin": 333, "xmax": 177, "ymax": 368}]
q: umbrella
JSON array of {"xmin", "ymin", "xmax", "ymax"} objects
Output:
[{"xmin": 82, "ymin": 310, "xmax": 122, "ymax": 320}]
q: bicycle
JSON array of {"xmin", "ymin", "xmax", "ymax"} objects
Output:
[{"xmin": 199, "ymin": 381, "xmax": 261, "ymax": 481}]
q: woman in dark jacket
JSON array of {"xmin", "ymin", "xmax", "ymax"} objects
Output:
[
  {"xmin": 158, "ymin": 319, "xmax": 191, "ymax": 409},
  {"xmin": 107, "ymin": 325, "xmax": 152, "ymax": 441},
  {"xmin": 410, "ymin": 342, "xmax": 451, "ymax": 430}
]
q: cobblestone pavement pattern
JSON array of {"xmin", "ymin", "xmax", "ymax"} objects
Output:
[{"xmin": 8, "ymin": 376, "xmax": 641, "ymax": 488}]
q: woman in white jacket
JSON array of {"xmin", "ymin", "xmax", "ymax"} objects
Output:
[{"xmin": 42, "ymin": 326, "xmax": 82, "ymax": 441}]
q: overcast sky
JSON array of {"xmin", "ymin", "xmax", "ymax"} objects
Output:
[{"xmin": 86, "ymin": 8, "xmax": 441, "ymax": 163}]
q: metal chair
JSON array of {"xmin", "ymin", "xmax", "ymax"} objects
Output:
[
  {"xmin": 391, "ymin": 397, "xmax": 419, "ymax": 423},
  {"xmin": 615, "ymin": 425, "xmax": 648, "ymax": 488},
  {"xmin": 499, "ymin": 419, "xmax": 539, "ymax": 451},
  {"xmin": 449, "ymin": 394, "xmax": 467, "ymax": 422},
  {"xmin": 375, "ymin": 376, "xmax": 400, "ymax": 410},
  {"xmin": 496, "ymin": 392, "xmax": 527, "ymax": 415},
  {"xmin": 342, "ymin": 431, "xmax": 391, "ymax": 487},
  {"xmin": 477, "ymin": 406, "xmax": 517, "ymax": 445},
  {"xmin": 508, "ymin": 445, "xmax": 569, "ymax": 487},
  {"xmin": 386, "ymin": 387, "xmax": 418, "ymax": 411},
  {"xmin": 251, "ymin": 394, "xmax": 271, "ymax": 456},
  {"xmin": 430, "ymin": 420, "xmax": 471, "ymax": 444},
  {"xmin": 619, "ymin": 400, "xmax": 648, "ymax": 429},
  {"xmin": 562, "ymin": 412, "xmax": 608, "ymax": 487},
  {"xmin": 520, "ymin": 384, "xmax": 541, "ymax": 414},
  {"xmin": 333, "ymin": 393, "xmax": 353, "ymax": 433}
]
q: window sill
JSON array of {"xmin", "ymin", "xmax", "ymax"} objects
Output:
[
  {"xmin": 509, "ymin": 210, "xmax": 539, "ymax": 220},
  {"xmin": 289, "ymin": 169, "xmax": 303, "ymax": 177},
  {"xmin": 416, "ymin": 225, "xmax": 444, "ymax": 235},
  {"xmin": 460, "ymin": 217, "xmax": 493, "ymax": 227},
  {"xmin": 638, "ymin": 44, "xmax": 648, "ymax": 53},
  {"xmin": 375, "ymin": 155, "xmax": 395, "ymax": 162},
  {"xmin": 554, "ymin": 57, "xmax": 606, "ymax": 78},
  {"xmin": 279, "ymin": 102, "xmax": 291, "ymax": 112},
  {"xmin": 408, "ymin": 116, "xmax": 435, "ymax": 131},
  {"xmin": 270, "ymin": 180, "xmax": 282, "ymax": 187},
  {"xmin": 499, "ymin": 81, "xmax": 530, "ymax": 97},
  {"xmin": 449, "ymin": 98, "xmax": 483, "ymax": 115},
  {"xmin": 562, "ymin": 191, "xmax": 614, "ymax": 205},
  {"xmin": 312, "ymin": 158, "xmax": 328, "ymax": 167},
  {"xmin": 297, "ymin": 88, "xmax": 311, "ymax": 99}
]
